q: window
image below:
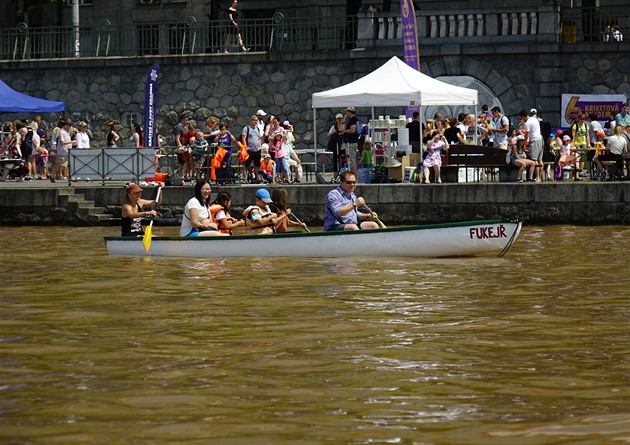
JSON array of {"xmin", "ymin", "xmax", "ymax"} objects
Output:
[{"xmin": 66, "ymin": 0, "xmax": 93, "ymax": 5}]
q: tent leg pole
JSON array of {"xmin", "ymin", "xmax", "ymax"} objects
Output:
[{"xmin": 313, "ymin": 109, "xmax": 317, "ymax": 173}]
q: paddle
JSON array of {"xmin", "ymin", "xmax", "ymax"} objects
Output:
[
  {"xmin": 290, "ymin": 213, "xmax": 311, "ymax": 233},
  {"xmin": 361, "ymin": 203, "xmax": 386, "ymax": 229},
  {"xmin": 142, "ymin": 186, "xmax": 162, "ymax": 252}
]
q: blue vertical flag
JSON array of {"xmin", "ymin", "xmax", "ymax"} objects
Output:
[
  {"xmin": 143, "ymin": 64, "xmax": 160, "ymax": 148},
  {"xmin": 400, "ymin": 0, "xmax": 420, "ymax": 118}
]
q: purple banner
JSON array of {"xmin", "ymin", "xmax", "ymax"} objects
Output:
[
  {"xmin": 561, "ymin": 94, "xmax": 625, "ymax": 127},
  {"xmin": 401, "ymin": 0, "xmax": 419, "ymax": 118},
  {"xmin": 143, "ymin": 64, "xmax": 160, "ymax": 149}
]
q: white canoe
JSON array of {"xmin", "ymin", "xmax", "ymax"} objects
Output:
[{"xmin": 104, "ymin": 219, "xmax": 522, "ymax": 259}]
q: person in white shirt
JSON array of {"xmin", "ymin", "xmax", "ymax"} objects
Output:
[
  {"xmin": 521, "ymin": 109, "xmax": 544, "ymax": 182},
  {"xmin": 76, "ymin": 122, "xmax": 90, "ymax": 148}
]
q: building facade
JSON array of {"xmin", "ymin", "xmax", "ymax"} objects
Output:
[{"xmin": 0, "ymin": 0, "xmax": 628, "ymax": 145}]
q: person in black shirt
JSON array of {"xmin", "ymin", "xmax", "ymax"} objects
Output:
[{"xmin": 406, "ymin": 111, "xmax": 422, "ymax": 153}]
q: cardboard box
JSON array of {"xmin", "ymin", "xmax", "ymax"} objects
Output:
[{"xmin": 387, "ymin": 154, "xmax": 422, "ymax": 180}]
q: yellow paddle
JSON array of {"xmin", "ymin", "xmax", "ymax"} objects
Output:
[
  {"xmin": 361, "ymin": 203, "xmax": 386, "ymax": 229},
  {"xmin": 142, "ymin": 186, "xmax": 162, "ymax": 252}
]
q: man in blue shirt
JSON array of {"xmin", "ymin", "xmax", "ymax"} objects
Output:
[
  {"xmin": 324, "ymin": 171, "xmax": 380, "ymax": 231},
  {"xmin": 615, "ymin": 102, "xmax": 630, "ymax": 127}
]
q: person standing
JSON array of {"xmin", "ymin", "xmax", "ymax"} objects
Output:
[
  {"xmin": 324, "ymin": 170, "xmax": 380, "ymax": 231},
  {"xmin": 327, "ymin": 113, "xmax": 345, "ymax": 175},
  {"xmin": 490, "ymin": 106, "xmax": 510, "ymax": 149},
  {"xmin": 106, "ymin": 120, "xmax": 120, "ymax": 148},
  {"xmin": 522, "ymin": 109, "xmax": 544, "ymax": 182},
  {"xmin": 242, "ymin": 115, "xmax": 262, "ymax": 182},
  {"xmin": 406, "ymin": 111, "xmax": 422, "ymax": 153},
  {"xmin": 223, "ymin": 0, "xmax": 249, "ymax": 53},
  {"xmin": 255, "ymin": 109, "xmax": 266, "ymax": 136},
  {"xmin": 57, "ymin": 119, "xmax": 76, "ymax": 180},
  {"xmin": 131, "ymin": 123, "xmax": 143, "ymax": 148},
  {"xmin": 339, "ymin": 107, "xmax": 360, "ymax": 174},
  {"xmin": 173, "ymin": 113, "xmax": 190, "ymax": 178},
  {"xmin": 76, "ymin": 122, "xmax": 90, "ymax": 148}
]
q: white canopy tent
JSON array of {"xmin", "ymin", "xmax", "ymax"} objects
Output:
[{"xmin": 311, "ymin": 56, "xmax": 479, "ymax": 169}]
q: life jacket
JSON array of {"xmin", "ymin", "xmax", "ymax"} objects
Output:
[
  {"xmin": 209, "ymin": 204, "xmax": 232, "ymax": 235},
  {"xmin": 260, "ymin": 158, "xmax": 275, "ymax": 176},
  {"xmin": 242, "ymin": 205, "xmax": 275, "ymax": 235},
  {"xmin": 237, "ymin": 141, "xmax": 249, "ymax": 163},
  {"xmin": 211, "ymin": 146, "xmax": 228, "ymax": 181}
]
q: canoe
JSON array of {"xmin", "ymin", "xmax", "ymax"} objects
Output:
[{"xmin": 104, "ymin": 219, "xmax": 522, "ymax": 259}]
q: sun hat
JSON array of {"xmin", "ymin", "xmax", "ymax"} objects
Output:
[
  {"xmin": 345, "ymin": 106, "xmax": 355, "ymax": 112},
  {"xmin": 255, "ymin": 188, "xmax": 273, "ymax": 203},
  {"xmin": 125, "ymin": 183, "xmax": 143, "ymax": 194},
  {"xmin": 563, "ymin": 135, "xmax": 571, "ymax": 141},
  {"xmin": 530, "ymin": 108, "xmax": 538, "ymax": 115},
  {"xmin": 335, "ymin": 113, "xmax": 343, "ymax": 119},
  {"xmin": 516, "ymin": 134, "xmax": 526, "ymax": 141},
  {"xmin": 256, "ymin": 109, "xmax": 267, "ymax": 116},
  {"xmin": 64, "ymin": 119, "xmax": 73, "ymax": 126}
]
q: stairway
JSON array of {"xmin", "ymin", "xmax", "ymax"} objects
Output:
[{"xmin": 57, "ymin": 189, "xmax": 119, "ymax": 226}]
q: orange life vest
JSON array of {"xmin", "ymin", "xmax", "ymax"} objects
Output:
[
  {"xmin": 260, "ymin": 158, "xmax": 275, "ymax": 176},
  {"xmin": 210, "ymin": 147, "xmax": 228, "ymax": 181},
  {"xmin": 209, "ymin": 204, "xmax": 232, "ymax": 234}
]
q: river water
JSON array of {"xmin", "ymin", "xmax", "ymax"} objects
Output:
[{"xmin": 1, "ymin": 225, "xmax": 629, "ymax": 445}]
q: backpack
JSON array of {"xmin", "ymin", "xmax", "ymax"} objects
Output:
[{"xmin": 355, "ymin": 120, "xmax": 363, "ymax": 137}]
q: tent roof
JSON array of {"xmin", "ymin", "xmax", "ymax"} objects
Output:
[
  {"xmin": 0, "ymin": 79, "xmax": 65, "ymax": 113},
  {"xmin": 312, "ymin": 56, "xmax": 478, "ymax": 109}
]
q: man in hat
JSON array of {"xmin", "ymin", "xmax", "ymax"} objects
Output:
[
  {"xmin": 340, "ymin": 106, "xmax": 360, "ymax": 174},
  {"xmin": 57, "ymin": 119, "xmax": 77, "ymax": 180},
  {"xmin": 327, "ymin": 112, "xmax": 345, "ymax": 175},
  {"xmin": 256, "ymin": 109, "xmax": 267, "ymax": 136},
  {"xmin": 521, "ymin": 109, "xmax": 544, "ymax": 182}
]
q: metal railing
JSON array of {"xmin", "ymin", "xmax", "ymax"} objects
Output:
[
  {"xmin": 561, "ymin": 6, "xmax": 630, "ymax": 43},
  {"xmin": 0, "ymin": 15, "xmax": 354, "ymax": 61},
  {"xmin": 2, "ymin": 6, "xmax": 627, "ymax": 61}
]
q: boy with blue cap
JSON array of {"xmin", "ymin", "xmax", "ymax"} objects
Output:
[{"xmin": 242, "ymin": 188, "xmax": 277, "ymax": 234}]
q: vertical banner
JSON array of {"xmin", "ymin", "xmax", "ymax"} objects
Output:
[
  {"xmin": 401, "ymin": 0, "xmax": 419, "ymax": 118},
  {"xmin": 143, "ymin": 64, "xmax": 160, "ymax": 148}
]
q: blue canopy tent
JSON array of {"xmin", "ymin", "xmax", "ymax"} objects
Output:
[{"xmin": 0, "ymin": 79, "xmax": 65, "ymax": 112}]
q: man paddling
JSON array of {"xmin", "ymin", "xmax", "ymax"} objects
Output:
[{"xmin": 324, "ymin": 170, "xmax": 380, "ymax": 231}]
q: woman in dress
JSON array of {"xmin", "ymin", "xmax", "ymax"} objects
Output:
[
  {"xmin": 179, "ymin": 180, "xmax": 225, "ymax": 237},
  {"xmin": 223, "ymin": 0, "xmax": 249, "ymax": 53},
  {"xmin": 422, "ymin": 133, "xmax": 449, "ymax": 184},
  {"xmin": 121, "ymin": 183, "xmax": 161, "ymax": 237}
]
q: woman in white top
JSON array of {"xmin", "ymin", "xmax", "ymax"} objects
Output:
[
  {"xmin": 594, "ymin": 125, "xmax": 627, "ymax": 179},
  {"xmin": 76, "ymin": 122, "xmax": 90, "ymax": 148},
  {"xmin": 179, "ymin": 180, "xmax": 225, "ymax": 237}
]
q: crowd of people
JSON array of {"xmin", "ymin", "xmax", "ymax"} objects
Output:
[
  {"xmin": 0, "ymin": 115, "xmax": 146, "ymax": 182},
  {"xmin": 0, "ymin": 108, "xmax": 307, "ymax": 184}
]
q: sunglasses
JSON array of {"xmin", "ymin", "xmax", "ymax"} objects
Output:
[{"xmin": 344, "ymin": 180, "xmax": 357, "ymax": 185}]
